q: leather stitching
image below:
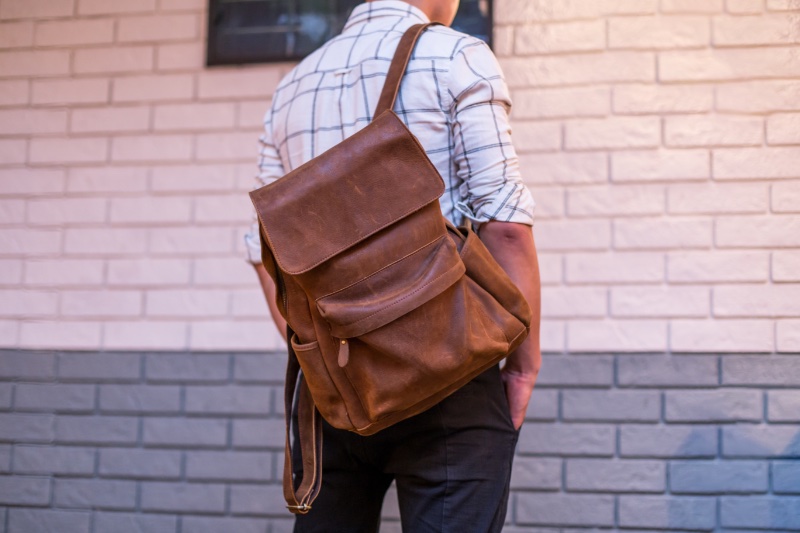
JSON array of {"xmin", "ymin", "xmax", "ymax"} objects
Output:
[
  {"xmin": 315, "ymin": 234, "xmax": 446, "ymax": 301},
  {"xmin": 335, "ymin": 259, "xmax": 462, "ymax": 330}
]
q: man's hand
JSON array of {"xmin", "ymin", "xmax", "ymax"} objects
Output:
[
  {"xmin": 501, "ymin": 358, "xmax": 540, "ymax": 430},
  {"xmin": 478, "ymin": 221, "xmax": 542, "ymax": 432}
]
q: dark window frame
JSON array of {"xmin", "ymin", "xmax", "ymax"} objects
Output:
[{"xmin": 206, "ymin": 0, "xmax": 494, "ymax": 67}]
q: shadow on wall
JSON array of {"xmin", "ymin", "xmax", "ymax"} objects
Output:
[{"xmin": 669, "ymin": 427, "xmax": 800, "ymax": 530}]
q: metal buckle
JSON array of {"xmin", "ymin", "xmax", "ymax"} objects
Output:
[{"xmin": 287, "ymin": 503, "xmax": 312, "ymax": 513}]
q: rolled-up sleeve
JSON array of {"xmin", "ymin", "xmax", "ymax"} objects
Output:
[
  {"xmin": 448, "ymin": 40, "xmax": 535, "ymax": 227},
  {"xmin": 244, "ymin": 106, "xmax": 285, "ymax": 264}
]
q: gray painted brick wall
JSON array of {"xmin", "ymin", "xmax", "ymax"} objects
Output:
[{"xmin": 1, "ymin": 349, "xmax": 799, "ymax": 533}]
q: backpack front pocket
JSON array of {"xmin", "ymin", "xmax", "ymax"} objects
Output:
[{"xmin": 315, "ymin": 234, "xmax": 464, "ymax": 339}]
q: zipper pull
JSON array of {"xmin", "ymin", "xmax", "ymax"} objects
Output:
[{"xmin": 337, "ymin": 339, "xmax": 349, "ymax": 367}]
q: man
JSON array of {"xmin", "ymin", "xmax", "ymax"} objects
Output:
[{"xmin": 245, "ymin": 1, "xmax": 541, "ymax": 530}]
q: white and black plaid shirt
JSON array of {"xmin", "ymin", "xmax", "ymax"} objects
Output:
[{"xmin": 245, "ymin": 0, "xmax": 535, "ymax": 263}]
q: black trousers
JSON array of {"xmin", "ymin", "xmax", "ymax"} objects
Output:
[{"xmin": 292, "ymin": 364, "xmax": 520, "ymax": 533}]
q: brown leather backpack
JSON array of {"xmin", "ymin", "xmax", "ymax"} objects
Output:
[{"xmin": 249, "ymin": 23, "xmax": 532, "ymax": 514}]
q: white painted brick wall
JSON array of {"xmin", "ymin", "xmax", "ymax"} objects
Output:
[{"xmin": 0, "ymin": 0, "xmax": 798, "ymax": 354}]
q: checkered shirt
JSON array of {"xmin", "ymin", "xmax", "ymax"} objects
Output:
[{"xmin": 245, "ymin": 0, "xmax": 536, "ymax": 263}]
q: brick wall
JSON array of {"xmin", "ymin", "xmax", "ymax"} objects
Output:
[
  {"xmin": 496, "ymin": 0, "xmax": 800, "ymax": 355},
  {"xmin": 0, "ymin": 0, "xmax": 798, "ymax": 353},
  {"xmin": 1, "ymin": 349, "xmax": 800, "ymax": 532},
  {"xmin": 0, "ymin": 0, "xmax": 288, "ymax": 352},
  {"xmin": 1, "ymin": 0, "xmax": 799, "ymax": 531}
]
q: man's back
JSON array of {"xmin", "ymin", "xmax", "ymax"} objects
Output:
[{"xmin": 252, "ymin": 0, "xmax": 534, "ymax": 234}]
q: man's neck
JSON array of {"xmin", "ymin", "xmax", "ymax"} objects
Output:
[{"xmin": 366, "ymin": 0, "xmax": 442, "ymax": 25}]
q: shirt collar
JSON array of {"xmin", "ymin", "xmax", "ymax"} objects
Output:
[{"xmin": 343, "ymin": 1, "xmax": 430, "ymax": 32}]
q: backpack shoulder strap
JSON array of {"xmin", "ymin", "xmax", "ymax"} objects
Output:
[{"xmin": 373, "ymin": 22, "xmax": 442, "ymax": 118}]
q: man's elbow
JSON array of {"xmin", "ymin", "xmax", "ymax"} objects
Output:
[{"xmin": 479, "ymin": 220, "xmax": 532, "ymax": 246}]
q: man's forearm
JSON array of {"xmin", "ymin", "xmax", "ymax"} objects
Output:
[
  {"xmin": 478, "ymin": 221, "xmax": 542, "ymax": 376},
  {"xmin": 478, "ymin": 220, "xmax": 541, "ymax": 429},
  {"xmin": 253, "ymin": 262, "xmax": 288, "ymax": 342}
]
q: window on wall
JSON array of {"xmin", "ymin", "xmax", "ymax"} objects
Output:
[{"xmin": 206, "ymin": 0, "xmax": 493, "ymax": 66}]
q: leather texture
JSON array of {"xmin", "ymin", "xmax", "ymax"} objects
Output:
[{"xmin": 249, "ymin": 23, "xmax": 532, "ymax": 515}]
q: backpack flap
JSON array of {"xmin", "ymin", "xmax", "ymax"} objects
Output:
[{"xmin": 249, "ymin": 110, "xmax": 445, "ymax": 276}]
